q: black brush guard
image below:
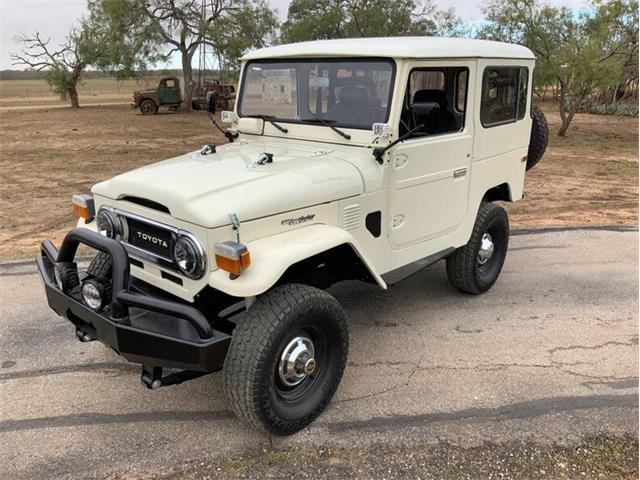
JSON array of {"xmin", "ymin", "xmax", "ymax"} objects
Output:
[{"xmin": 36, "ymin": 228, "xmax": 231, "ymax": 385}]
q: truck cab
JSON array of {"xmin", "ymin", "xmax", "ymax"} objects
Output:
[{"xmin": 38, "ymin": 37, "xmax": 547, "ymax": 436}]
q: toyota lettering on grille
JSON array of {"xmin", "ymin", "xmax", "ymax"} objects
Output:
[{"xmin": 136, "ymin": 231, "xmax": 169, "ymax": 248}]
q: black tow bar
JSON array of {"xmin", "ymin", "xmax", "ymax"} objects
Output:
[{"xmin": 140, "ymin": 365, "xmax": 213, "ymax": 390}]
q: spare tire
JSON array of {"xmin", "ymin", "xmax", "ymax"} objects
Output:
[{"xmin": 526, "ymin": 104, "xmax": 549, "ymax": 171}]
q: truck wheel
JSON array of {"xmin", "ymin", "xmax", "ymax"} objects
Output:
[
  {"xmin": 223, "ymin": 284, "xmax": 348, "ymax": 435},
  {"xmin": 87, "ymin": 252, "xmax": 112, "ymax": 279},
  {"xmin": 139, "ymin": 99, "xmax": 158, "ymax": 115},
  {"xmin": 217, "ymin": 97, "xmax": 229, "ymax": 111},
  {"xmin": 446, "ymin": 202, "xmax": 509, "ymax": 294},
  {"xmin": 526, "ymin": 104, "xmax": 548, "ymax": 171}
]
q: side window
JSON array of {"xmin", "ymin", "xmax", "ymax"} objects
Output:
[
  {"xmin": 481, "ymin": 67, "xmax": 528, "ymax": 127},
  {"xmin": 518, "ymin": 68, "xmax": 528, "ymax": 120},
  {"xmin": 409, "ymin": 70, "xmax": 444, "ymax": 101},
  {"xmin": 399, "ymin": 67, "xmax": 469, "ymax": 137},
  {"xmin": 165, "ymin": 79, "xmax": 175, "ymax": 88},
  {"xmin": 456, "ymin": 70, "xmax": 468, "ymax": 112}
]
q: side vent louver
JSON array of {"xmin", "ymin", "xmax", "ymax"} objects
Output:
[{"xmin": 343, "ymin": 204, "xmax": 361, "ymax": 230}]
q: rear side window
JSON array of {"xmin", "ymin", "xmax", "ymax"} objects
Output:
[{"xmin": 480, "ymin": 67, "xmax": 529, "ymax": 127}]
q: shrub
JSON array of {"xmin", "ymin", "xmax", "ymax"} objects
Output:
[{"xmin": 566, "ymin": 97, "xmax": 639, "ymax": 117}]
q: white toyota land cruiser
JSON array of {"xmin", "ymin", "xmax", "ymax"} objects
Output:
[{"xmin": 37, "ymin": 37, "xmax": 548, "ymax": 435}]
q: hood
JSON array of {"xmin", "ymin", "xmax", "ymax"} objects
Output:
[
  {"xmin": 92, "ymin": 139, "xmax": 368, "ymax": 228},
  {"xmin": 134, "ymin": 88, "xmax": 157, "ymax": 95}
]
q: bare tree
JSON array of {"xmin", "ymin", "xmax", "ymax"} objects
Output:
[
  {"xmin": 90, "ymin": 0, "xmax": 277, "ymax": 113},
  {"xmin": 11, "ymin": 32, "xmax": 85, "ymax": 108}
]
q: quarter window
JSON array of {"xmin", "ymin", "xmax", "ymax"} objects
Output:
[{"xmin": 480, "ymin": 67, "xmax": 529, "ymax": 127}]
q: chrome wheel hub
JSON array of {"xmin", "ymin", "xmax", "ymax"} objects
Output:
[
  {"xmin": 478, "ymin": 233, "xmax": 495, "ymax": 265},
  {"xmin": 278, "ymin": 336, "xmax": 316, "ymax": 387}
]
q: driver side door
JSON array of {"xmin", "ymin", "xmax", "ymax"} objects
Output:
[
  {"xmin": 158, "ymin": 78, "xmax": 181, "ymax": 105},
  {"xmin": 389, "ymin": 60, "xmax": 475, "ymax": 249}
]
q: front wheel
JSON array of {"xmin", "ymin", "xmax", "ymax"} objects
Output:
[
  {"xmin": 223, "ymin": 284, "xmax": 348, "ymax": 435},
  {"xmin": 139, "ymin": 99, "xmax": 158, "ymax": 115},
  {"xmin": 446, "ymin": 202, "xmax": 509, "ymax": 294}
]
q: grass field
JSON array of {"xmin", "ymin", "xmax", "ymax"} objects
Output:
[
  {"xmin": 0, "ymin": 77, "xmax": 164, "ymax": 108},
  {"xmin": 0, "ymin": 98, "xmax": 637, "ymax": 260}
]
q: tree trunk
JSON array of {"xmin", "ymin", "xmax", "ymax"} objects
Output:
[
  {"xmin": 557, "ymin": 81, "xmax": 570, "ymax": 137},
  {"xmin": 181, "ymin": 50, "xmax": 195, "ymax": 113},
  {"xmin": 68, "ymin": 87, "xmax": 80, "ymax": 108},
  {"xmin": 558, "ymin": 87, "xmax": 584, "ymax": 137},
  {"xmin": 68, "ymin": 64, "xmax": 82, "ymax": 108}
]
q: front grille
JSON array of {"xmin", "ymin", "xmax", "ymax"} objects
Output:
[{"xmin": 126, "ymin": 218, "xmax": 174, "ymax": 259}]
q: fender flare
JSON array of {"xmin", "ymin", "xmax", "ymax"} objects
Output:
[{"xmin": 208, "ymin": 224, "xmax": 387, "ymax": 298}]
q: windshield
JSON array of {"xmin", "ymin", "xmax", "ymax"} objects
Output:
[{"xmin": 239, "ymin": 59, "xmax": 395, "ymax": 130}]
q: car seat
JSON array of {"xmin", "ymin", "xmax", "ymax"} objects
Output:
[{"xmin": 413, "ymin": 89, "xmax": 456, "ymax": 133}]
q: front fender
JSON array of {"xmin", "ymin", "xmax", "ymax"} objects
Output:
[{"xmin": 208, "ymin": 224, "xmax": 387, "ymax": 298}]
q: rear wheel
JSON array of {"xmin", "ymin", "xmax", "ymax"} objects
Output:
[
  {"xmin": 223, "ymin": 284, "xmax": 348, "ymax": 435},
  {"xmin": 139, "ymin": 99, "xmax": 158, "ymax": 115},
  {"xmin": 216, "ymin": 96, "xmax": 229, "ymax": 111},
  {"xmin": 446, "ymin": 202, "xmax": 509, "ymax": 294}
]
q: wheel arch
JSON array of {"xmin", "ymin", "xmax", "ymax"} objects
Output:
[
  {"xmin": 482, "ymin": 182, "xmax": 513, "ymax": 203},
  {"xmin": 139, "ymin": 95, "xmax": 159, "ymax": 107},
  {"xmin": 208, "ymin": 224, "xmax": 386, "ymax": 298}
]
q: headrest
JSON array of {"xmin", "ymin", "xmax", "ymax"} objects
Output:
[
  {"xmin": 339, "ymin": 86, "xmax": 368, "ymax": 104},
  {"xmin": 413, "ymin": 89, "xmax": 448, "ymax": 108}
]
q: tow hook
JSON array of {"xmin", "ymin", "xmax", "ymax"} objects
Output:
[
  {"xmin": 75, "ymin": 327, "xmax": 95, "ymax": 343},
  {"xmin": 140, "ymin": 365, "xmax": 212, "ymax": 390}
]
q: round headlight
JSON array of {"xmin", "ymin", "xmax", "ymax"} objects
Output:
[
  {"xmin": 81, "ymin": 278, "xmax": 111, "ymax": 310},
  {"xmin": 96, "ymin": 210, "xmax": 120, "ymax": 239},
  {"xmin": 173, "ymin": 235, "xmax": 205, "ymax": 278}
]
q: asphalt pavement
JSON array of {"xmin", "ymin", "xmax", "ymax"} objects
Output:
[{"xmin": 1, "ymin": 227, "xmax": 637, "ymax": 479}]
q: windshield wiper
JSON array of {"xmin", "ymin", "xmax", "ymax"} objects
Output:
[
  {"xmin": 305, "ymin": 118, "xmax": 351, "ymax": 140},
  {"xmin": 245, "ymin": 114, "xmax": 288, "ymax": 133}
]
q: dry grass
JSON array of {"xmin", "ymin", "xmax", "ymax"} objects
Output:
[
  {"xmin": 0, "ymin": 99, "xmax": 637, "ymax": 260},
  {"xmin": 0, "ymin": 77, "xmax": 164, "ymax": 108},
  {"xmin": 507, "ymin": 102, "xmax": 638, "ymax": 227}
]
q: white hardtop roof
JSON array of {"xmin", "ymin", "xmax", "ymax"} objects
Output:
[{"xmin": 242, "ymin": 37, "xmax": 535, "ymax": 61}]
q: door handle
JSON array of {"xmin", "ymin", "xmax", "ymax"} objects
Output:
[{"xmin": 453, "ymin": 168, "xmax": 467, "ymax": 179}]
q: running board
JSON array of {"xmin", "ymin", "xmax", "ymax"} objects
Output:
[{"xmin": 382, "ymin": 248, "xmax": 454, "ymax": 285}]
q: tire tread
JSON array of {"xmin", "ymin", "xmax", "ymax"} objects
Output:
[{"xmin": 223, "ymin": 284, "xmax": 348, "ymax": 435}]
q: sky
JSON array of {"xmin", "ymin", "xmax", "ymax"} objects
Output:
[{"xmin": 0, "ymin": 0, "xmax": 589, "ymax": 70}]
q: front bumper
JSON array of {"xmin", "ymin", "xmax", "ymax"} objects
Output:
[{"xmin": 37, "ymin": 228, "xmax": 230, "ymax": 372}]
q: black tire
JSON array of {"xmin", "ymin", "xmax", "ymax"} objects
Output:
[
  {"xmin": 446, "ymin": 202, "xmax": 509, "ymax": 294},
  {"xmin": 139, "ymin": 99, "xmax": 158, "ymax": 115},
  {"xmin": 55, "ymin": 262, "xmax": 79, "ymax": 293},
  {"xmin": 87, "ymin": 252, "xmax": 112, "ymax": 279},
  {"xmin": 216, "ymin": 96, "xmax": 229, "ymax": 111},
  {"xmin": 526, "ymin": 104, "xmax": 548, "ymax": 171},
  {"xmin": 223, "ymin": 284, "xmax": 348, "ymax": 435}
]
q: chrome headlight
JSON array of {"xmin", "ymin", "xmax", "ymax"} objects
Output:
[
  {"xmin": 96, "ymin": 209, "xmax": 121, "ymax": 239},
  {"xmin": 173, "ymin": 235, "xmax": 205, "ymax": 278}
]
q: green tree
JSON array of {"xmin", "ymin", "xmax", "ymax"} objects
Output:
[
  {"xmin": 480, "ymin": 0, "xmax": 637, "ymax": 136},
  {"xmin": 11, "ymin": 30, "xmax": 93, "ymax": 108},
  {"xmin": 281, "ymin": 0, "xmax": 462, "ymax": 43},
  {"xmin": 89, "ymin": 0, "xmax": 278, "ymax": 112}
]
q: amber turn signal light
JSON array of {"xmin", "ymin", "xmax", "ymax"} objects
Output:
[
  {"xmin": 214, "ymin": 241, "xmax": 251, "ymax": 277},
  {"xmin": 72, "ymin": 194, "xmax": 95, "ymax": 222}
]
